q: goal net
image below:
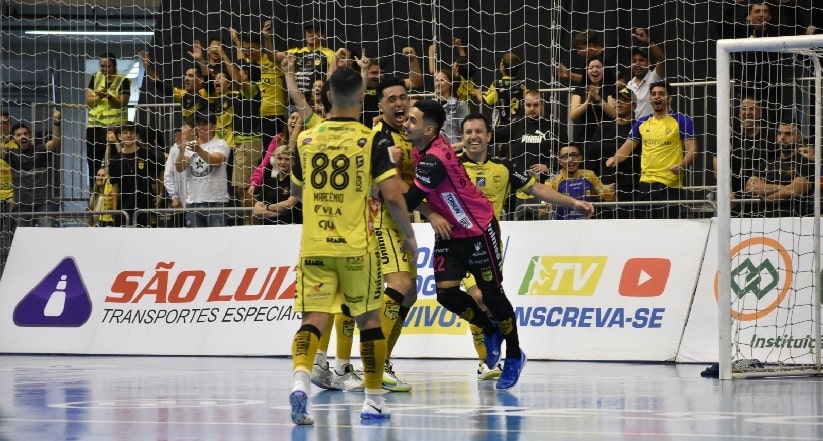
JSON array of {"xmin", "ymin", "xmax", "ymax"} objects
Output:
[{"xmin": 716, "ymin": 35, "xmax": 823, "ymax": 379}]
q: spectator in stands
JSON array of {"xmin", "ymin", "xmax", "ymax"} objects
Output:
[
  {"xmin": 546, "ymin": 144, "xmax": 614, "ymax": 220},
  {"xmin": 0, "ymin": 111, "xmax": 11, "ymax": 146},
  {"xmin": 251, "ymin": 143, "xmax": 301, "ymax": 225},
  {"xmin": 174, "ymin": 113, "xmax": 230, "ymax": 227},
  {"xmin": 711, "ymin": 94, "xmax": 775, "ymax": 202},
  {"xmin": 250, "ymin": 110, "xmax": 302, "ymax": 197},
  {"xmin": 194, "ymin": 38, "xmax": 229, "ymax": 95},
  {"xmin": 310, "ymin": 80, "xmax": 326, "ymax": 117},
  {"xmin": 88, "ymin": 167, "xmax": 114, "ymax": 227},
  {"xmin": 606, "ymin": 81, "xmax": 698, "ymax": 219},
  {"xmin": 164, "ymin": 126, "xmax": 189, "ymax": 228},
  {"xmin": 625, "ymin": 28, "xmax": 666, "ymax": 119},
  {"xmin": 556, "ymin": 29, "xmax": 619, "ymax": 87},
  {"xmin": 0, "ymin": 111, "xmax": 15, "ymax": 221},
  {"xmin": 86, "ymin": 52, "xmax": 130, "ymax": 189},
  {"xmin": 141, "ymin": 51, "xmax": 209, "ymax": 120},
  {"xmin": 287, "ymin": 21, "xmax": 335, "ymax": 101},
  {"xmin": 208, "ymin": 72, "xmax": 236, "ymax": 147},
  {"xmin": 428, "ymin": 37, "xmax": 476, "ymax": 106},
  {"xmin": 598, "ymin": 88, "xmax": 640, "ymax": 219},
  {"xmin": 569, "ymin": 58, "xmax": 617, "ymax": 148},
  {"xmin": 744, "ymin": 121, "xmax": 814, "ymax": 217},
  {"xmin": 433, "ymin": 68, "xmax": 468, "ymax": 150},
  {"xmin": 494, "ymin": 89, "xmax": 558, "ymax": 218},
  {"xmin": 2, "ymin": 109, "xmax": 61, "ymax": 228},
  {"xmin": 471, "ymin": 52, "xmax": 526, "ymax": 127},
  {"xmin": 108, "ymin": 122, "xmax": 164, "ymax": 227},
  {"xmin": 259, "ymin": 21, "xmax": 289, "ymax": 154},
  {"xmin": 359, "ymin": 49, "xmax": 423, "ymax": 127},
  {"xmin": 225, "ymin": 29, "xmax": 265, "ymax": 226}
]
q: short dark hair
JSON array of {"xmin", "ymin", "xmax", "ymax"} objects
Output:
[
  {"xmin": 461, "ymin": 113, "xmax": 491, "ymax": 133},
  {"xmin": 413, "ymin": 99, "xmax": 446, "ymax": 135},
  {"xmin": 304, "ymin": 21, "xmax": 323, "ymax": 34},
  {"xmin": 328, "ymin": 67, "xmax": 362, "ymax": 108},
  {"xmin": 650, "ymin": 81, "xmax": 672, "ymax": 95},
  {"xmin": 194, "ymin": 112, "xmax": 217, "ymax": 125},
  {"xmin": 376, "ymin": 76, "xmax": 407, "ymax": 101},
  {"xmin": 573, "ymin": 30, "xmax": 600, "ymax": 49},
  {"xmin": 10, "ymin": 123, "xmax": 30, "ymax": 135},
  {"xmin": 99, "ymin": 52, "xmax": 117, "ymax": 64},
  {"xmin": 632, "ymin": 47, "xmax": 649, "ymax": 60}
]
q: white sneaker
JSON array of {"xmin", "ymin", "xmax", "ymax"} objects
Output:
[
  {"xmin": 381, "ymin": 359, "xmax": 412, "ymax": 392},
  {"xmin": 331, "ymin": 364, "xmax": 365, "ymax": 391},
  {"xmin": 311, "ymin": 362, "xmax": 338, "ymax": 390},
  {"xmin": 289, "ymin": 390, "xmax": 314, "ymax": 425},
  {"xmin": 360, "ymin": 397, "xmax": 391, "ymax": 420},
  {"xmin": 477, "ymin": 361, "xmax": 503, "ymax": 380}
]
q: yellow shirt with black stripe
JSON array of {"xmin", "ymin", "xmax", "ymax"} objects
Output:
[
  {"xmin": 459, "ymin": 153, "xmax": 535, "ymax": 219},
  {"xmin": 372, "ymin": 120, "xmax": 415, "ymax": 230},
  {"xmin": 292, "ymin": 117, "xmax": 396, "ymax": 257},
  {"xmin": 258, "ymin": 53, "xmax": 288, "ymax": 118}
]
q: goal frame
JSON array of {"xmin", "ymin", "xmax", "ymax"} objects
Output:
[{"xmin": 716, "ymin": 35, "xmax": 823, "ymax": 379}]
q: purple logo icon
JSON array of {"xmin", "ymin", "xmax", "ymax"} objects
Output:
[{"xmin": 13, "ymin": 257, "xmax": 92, "ymax": 327}]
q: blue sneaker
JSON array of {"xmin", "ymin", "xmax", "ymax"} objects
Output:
[
  {"xmin": 483, "ymin": 326, "xmax": 504, "ymax": 368},
  {"xmin": 289, "ymin": 390, "xmax": 314, "ymax": 425},
  {"xmin": 496, "ymin": 350, "xmax": 527, "ymax": 390}
]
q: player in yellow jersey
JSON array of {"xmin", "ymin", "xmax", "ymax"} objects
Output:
[
  {"xmin": 287, "ymin": 67, "xmax": 417, "ymax": 425},
  {"xmin": 458, "ymin": 113, "xmax": 594, "ymax": 379},
  {"xmin": 284, "ymin": 54, "xmax": 366, "ymax": 392}
]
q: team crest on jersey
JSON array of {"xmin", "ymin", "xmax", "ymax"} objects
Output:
[
  {"xmin": 137, "ymin": 161, "xmax": 145, "ymax": 170},
  {"xmin": 357, "ymin": 137, "xmax": 367, "ymax": 147},
  {"xmin": 481, "ymin": 266, "xmax": 493, "ymax": 282},
  {"xmin": 493, "ymin": 176, "xmax": 502, "ymax": 188}
]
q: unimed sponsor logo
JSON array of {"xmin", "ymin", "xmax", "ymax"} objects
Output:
[{"xmin": 517, "ymin": 256, "xmax": 607, "ymax": 296}]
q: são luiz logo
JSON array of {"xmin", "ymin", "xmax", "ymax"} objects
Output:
[{"xmin": 714, "ymin": 237, "xmax": 793, "ymax": 321}]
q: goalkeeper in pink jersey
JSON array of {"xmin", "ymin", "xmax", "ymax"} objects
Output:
[{"xmin": 402, "ymin": 99, "xmax": 532, "ymax": 389}]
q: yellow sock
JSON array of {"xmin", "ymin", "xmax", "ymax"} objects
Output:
[
  {"xmin": 379, "ymin": 294, "xmax": 402, "ymax": 354},
  {"xmin": 386, "ymin": 314, "xmax": 404, "ymax": 357},
  {"xmin": 470, "ymin": 324, "xmax": 487, "ymax": 362},
  {"xmin": 317, "ymin": 316, "xmax": 333, "ymax": 353},
  {"xmin": 335, "ymin": 313, "xmax": 355, "ymax": 363},
  {"xmin": 292, "ymin": 326, "xmax": 320, "ymax": 374},
  {"xmin": 360, "ymin": 328, "xmax": 387, "ymax": 390}
]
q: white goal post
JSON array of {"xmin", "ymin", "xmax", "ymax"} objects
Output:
[{"xmin": 716, "ymin": 35, "xmax": 823, "ymax": 379}]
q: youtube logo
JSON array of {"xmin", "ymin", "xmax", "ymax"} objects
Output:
[{"xmin": 619, "ymin": 258, "xmax": 671, "ymax": 297}]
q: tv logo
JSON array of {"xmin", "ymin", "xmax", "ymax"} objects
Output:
[
  {"xmin": 518, "ymin": 256, "xmax": 607, "ymax": 296},
  {"xmin": 13, "ymin": 257, "xmax": 93, "ymax": 327},
  {"xmin": 619, "ymin": 258, "xmax": 671, "ymax": 297}
]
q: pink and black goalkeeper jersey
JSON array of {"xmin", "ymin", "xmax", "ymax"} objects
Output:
[{"xmin": 412, "ymin": 136, "xmax": 495, "ymax": 238}]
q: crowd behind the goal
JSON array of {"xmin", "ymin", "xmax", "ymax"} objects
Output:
[{"xmin": 0, "ymin": 1, "xmax": 820, "ymax": 235}]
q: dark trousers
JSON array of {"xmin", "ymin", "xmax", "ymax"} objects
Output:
[{"xmin": 636, "ymin": 182, "xmax": 680, "ymax": 219}]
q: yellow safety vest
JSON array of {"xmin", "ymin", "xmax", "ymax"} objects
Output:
[{"xmin": 88, "ymin": 72, "xmax": 129, "ymax": 128}]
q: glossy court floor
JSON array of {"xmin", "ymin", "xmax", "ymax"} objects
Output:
[{"xmin": 0, "ymin": 355, "xmax": 821, "ymax": 441}]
